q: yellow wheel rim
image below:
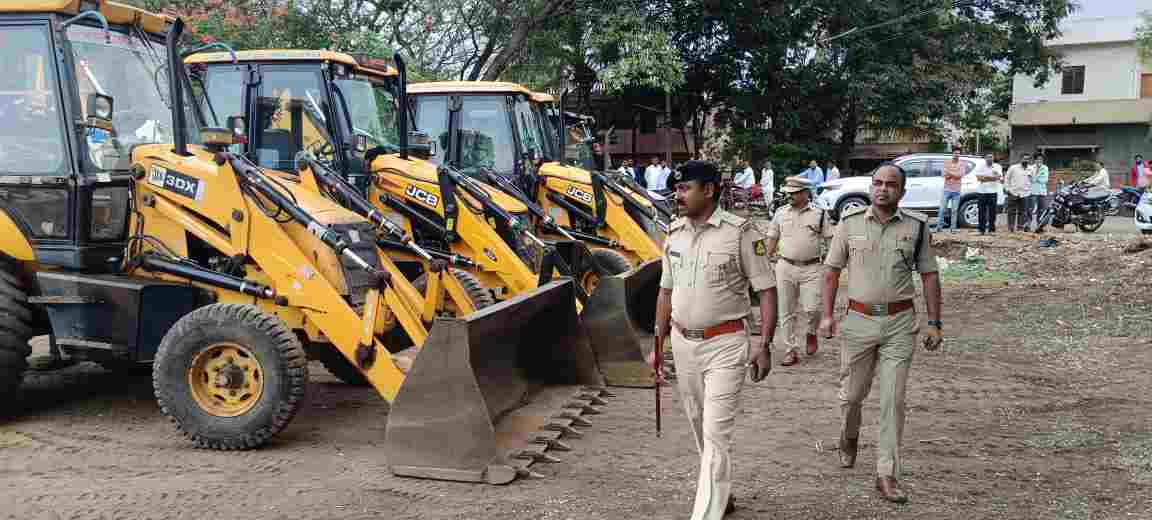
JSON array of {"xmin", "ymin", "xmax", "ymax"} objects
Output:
[
  {"xmin": 188, "ymin": 342, "xmax": 265, "ymax": 417},
  {"xmin": 580, "ymin": 270, "xmax": 601, "ymax": 296}
]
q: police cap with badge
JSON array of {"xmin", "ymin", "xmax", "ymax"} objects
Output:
[{"xmin": 672, "ymin": 160, "xmax": 721, "ymax": 185}]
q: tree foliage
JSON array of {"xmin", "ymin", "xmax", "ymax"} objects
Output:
[{"xmin": 1139, "ymin": 11, "xmax": 1152, "ymax": 65}]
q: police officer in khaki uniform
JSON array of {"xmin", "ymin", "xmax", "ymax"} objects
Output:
[
  {"xmin": 763, "ymin": 176, "xmax": 831, "ymax": 367},
  {"xmin": 655, "ymin": 160, "xmax": 777, "ymax": 519},
  {"xmin": 818, "ymin": 163, "xmax": 944, "ymax": 504}
]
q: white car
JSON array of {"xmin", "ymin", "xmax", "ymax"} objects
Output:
[
  {"xmin": 1135, "ymin": 190, "xmax": 1152, "ymax": 235},
  {"xmin": 815, "ymin": 154, "xmax": 1007, "ymax": 227}
]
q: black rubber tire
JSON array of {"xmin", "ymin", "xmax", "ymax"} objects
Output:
[
  {"xmin": 590, "ymin": 248, "xmax": 633, "ymax": 276},
  {"xmin": 309, "ymin": 342, "xmax": 369, "ymax": 386},
  {"xmin": 413, "ymin": 268, "xmax": 496, "ymax": 312},
  {"xmin": 318, "ymin": 268, "xmax": 495, "ymax": 386},
  {"xmin": 153, "ymin": 304, "xmax": 307, "ymax": 450},
  {"xmin": 1142, "ymin": 229, "xmax": 1152, "ymax": 236},
  {"xmin": 957, "ymin": 196, "xmax": 980, "ymax": 228},
  {"xmin": 0, "ymin": 262, "xmax": 32, "ymax": 403}
]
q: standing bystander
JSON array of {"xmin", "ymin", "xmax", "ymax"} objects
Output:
[{"xmin": 1003, "ymin": 155, "xmax": 1032, "ymax": 233}]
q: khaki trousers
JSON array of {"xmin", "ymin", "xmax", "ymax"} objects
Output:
[
  {"xmin": 671, "ymin": 327, "xmax": 749, "ymax": 520},
  {"xmin": 838, "ymin": 308, "xmax": 917, "ymax": 477},
  {"xmin": 775, "ymin": 260, "xmax": 822, "ymax": 353}
]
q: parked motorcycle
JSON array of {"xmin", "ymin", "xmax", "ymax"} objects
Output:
[{"xmin": 1035, "ymin": 180, "xmax": 1109, "ymax": 233}]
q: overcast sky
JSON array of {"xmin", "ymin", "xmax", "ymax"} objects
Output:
[{"xmin": 1070, "ymin": 0, "xmax": 1144, "ymax": 18}]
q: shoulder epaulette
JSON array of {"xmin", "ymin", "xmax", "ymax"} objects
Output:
[
  {"xmin": 901, "ymin": 209, "xmax": 929, "ymax": 223},
  {"xmin": 720, "ymin": 211, "xmax": 747, "ymax": 227}
]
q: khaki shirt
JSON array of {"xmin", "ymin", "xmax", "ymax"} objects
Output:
[
  {"xmin": 764, "ymin": 204, "xmax": 831, "ymax": 261},
  {"xmin": 659, "ymin": 208, "xmax": 776, "ymax": 329},
  {"xmin": 824, "ymin": 206, "xmax": 938, "ymax": 304}
]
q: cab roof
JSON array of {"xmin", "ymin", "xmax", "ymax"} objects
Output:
[
  {"xmin": 529, "ymin": 92, "xmax": 555, "ymax": 103},
  {"xmin": 4, "ymin": 0, "xmax": 172, "ymax": 34},
  {"xmin": 185, "ymin": 49, "xmax": 397, "ymax": 77},
  {"xmin": 408, "ymin": 81, "xmax": 533, "ymax": 96}
]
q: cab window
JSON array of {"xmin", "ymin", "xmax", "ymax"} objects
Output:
[
  {"xmin": 0, "ymin": 26, "xmax": 67, "ymax": 175},
  {"xmin": 253, "ymin": 68, "xmax": 332, "ymax": 171}
]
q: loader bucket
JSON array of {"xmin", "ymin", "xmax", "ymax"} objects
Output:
[
  {"xmin": 580, "ymin": 259, "xmax": 662, "ymax": 388},
  {"xmin": 385, "ymin": 279, "xmax": 608, "ymax": 484}
]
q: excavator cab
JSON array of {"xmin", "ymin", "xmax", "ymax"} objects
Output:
[{"xmin": 0, "ymin": 2, "xmax": 606, "ymax": 485}]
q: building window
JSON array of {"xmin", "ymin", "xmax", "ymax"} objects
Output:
[{"xmin": 1061, "ymin": 66, "xmax": 1085, "ymax": 95}]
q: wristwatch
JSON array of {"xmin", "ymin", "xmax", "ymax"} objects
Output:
[{"xmin": 927, "ymin": 319, "xmax": 942, "ymax": 330}]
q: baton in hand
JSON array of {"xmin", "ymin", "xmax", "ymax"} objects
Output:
[{"xmin": 654, "ymin": 334, "xmax": 663, "ymax": 437}]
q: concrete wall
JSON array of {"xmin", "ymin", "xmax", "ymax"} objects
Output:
[
  {"xmin": 1013, "ymin": 42, "xmax": 1146, "ymax": 102},
  {"xmin": 1011, "ymin": 123, "xmax": 1151, "ymax": 183}
]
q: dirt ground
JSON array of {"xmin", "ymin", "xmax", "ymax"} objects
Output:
[{"xmin": 3, "ymin": 219, "xmax": 1152, "ymax": 519}]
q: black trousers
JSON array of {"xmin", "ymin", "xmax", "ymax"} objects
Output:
[{"xmin": 977, "ymin": 193, "xmax": 998, "ymax": 232}]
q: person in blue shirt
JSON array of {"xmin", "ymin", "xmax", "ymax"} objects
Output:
[{"xmin": 799, "ymin": 160, "xmax": 825, "ymax": 186}]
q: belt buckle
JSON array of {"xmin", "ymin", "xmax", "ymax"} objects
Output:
[
  {"xmin": 870, "ymin": 303, "xmax": 887, "ymax": 316},
  {"xmin": 684, "ymin": 328, "xmax": 705, "ymax": 341}
]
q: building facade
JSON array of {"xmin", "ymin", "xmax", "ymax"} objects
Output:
[{"xmin": 1010, "ymin": 16, "xmax": 1152, "ymax": 183}]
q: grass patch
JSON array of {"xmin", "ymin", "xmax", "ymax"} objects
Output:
[
  {"xmin": 1052, "ymin": 495, "xmax": 1092, "ymax": 520},
  {"xmin": 1117, "ymin": 433, "xmax": 1152, "ymax": 484},
  {"xmin": 940, "ymin": 257, "xmax": 1023, "ymax": 283},
  {"xmin": 995, "ymin": 303, "xmax": 1152, "ymax": 340},
  {"xmin": 1024, "ymin": 417, "xmax": 1104, "ymax": 450}
]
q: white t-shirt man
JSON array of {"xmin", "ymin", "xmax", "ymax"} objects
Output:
[
  {"xmin": 760, "ymin": 167, "xmax": 775, "ymax": 194},
  {"xmin": 733, "ymin": 166, "xmax": 756, "ymax": 188},
  {"xmin": 826, "ymin": 165, "xmax": 841, "ymax": 181},
  {"xmin": 1085, "ymin": 167, "xmax": 1110, "ymax": 191},
  {"xmin": 645, "ymin": 164, "xmax": 663, "ymax": 190},
  {"xmin": 975, "ymin": 162, "xmax": 1002, "ymax": 194}
]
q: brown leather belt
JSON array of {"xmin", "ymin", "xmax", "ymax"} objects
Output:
[
  {"xmin": 848, "ymin": 299, "xmax": 914, "ymax": 317},
  {"xmin": 673, "ymin": 319, "xmax": 745, "ymax": 341},
  {"xmin": 780, "ymin": 256, "xmax": 821, "ymax": 266}
]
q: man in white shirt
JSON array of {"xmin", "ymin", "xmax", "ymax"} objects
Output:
[
  {"xmin": 644, "ymin": 157, "xmax": 663, "ymax": 190},
  {"xmin": 1084, "ymin": 161, "xmax": 1110, "ymax": 192},
  {"xmin": 733, "ymin": 160, "xmax": 756, "ymax": 188},
  {"xmin": 974, "ymin": 153, "xmax": 1002, "ymax": 234},
  {"xmin": 1003, "ymin": 155, "xmax": 1033, "ymax": 233},
  {"xmin": 659, "ymin": 159, "xmax": 672, "ymax": 189},
  {"xmin": 826, "ymin": 161, "xmax": 841, "ymax": 181},
  {"xmin": 761, "ymin": 161, "xmax": 776, "ymax": 206}
]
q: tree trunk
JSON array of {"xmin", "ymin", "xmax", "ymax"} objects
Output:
[
  {"xmin": 466, "ymin": 38, "xmax": 497, "ymax": 81},
  {"xmin": 478, "ymin": 0, "xmax": 573, "ymax": 81}
]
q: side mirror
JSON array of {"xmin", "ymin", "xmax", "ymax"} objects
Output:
[
  {"xmin": 353, "ymin": 133, "xmax": 369, "ymax": 154},
  {"xmin": 226, "ymin": 115, "xmax": 247, "ymax": 144},
  {"xmin": 408, "ymin": 131, "xmax": 435, "ymax": 159},
  {"xmin": 85, "ymin": 93, "xmax": 114, "ymax": 131}
]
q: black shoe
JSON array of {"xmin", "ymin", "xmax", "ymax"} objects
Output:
[{"xmin": 725, "ymin": 496, "xmax": 736, "ymax": 516}]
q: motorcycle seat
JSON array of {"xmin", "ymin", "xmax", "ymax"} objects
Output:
[{"xmin": 1082, "ymin": 191, "xmax": 1111, "ymax": 201}]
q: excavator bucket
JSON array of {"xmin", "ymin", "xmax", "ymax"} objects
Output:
[
  {"xmin": 386, "ymin": 279, "xmax": 608, "ymax": 484},
  {"xmin": 580, "ymin": 259, "xmax": 662, "ymax": 388}
]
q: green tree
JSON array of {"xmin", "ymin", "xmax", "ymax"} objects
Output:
[{"xmin": 1137, "ymin": 11, "xmax": 1152, "ymax": 65}]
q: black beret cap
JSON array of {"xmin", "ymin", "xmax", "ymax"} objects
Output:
[{"xmin": 672, "ymin": 160, "xmax": 720, "ymax": 184}]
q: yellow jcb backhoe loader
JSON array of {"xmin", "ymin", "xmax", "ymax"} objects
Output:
[
  {"xmin": 185, "ymin": 52, "xmax": 655, "ymax": 387},
  {"xmin": 408, "ymin": 82, "xmax": 671, "ymax": 383},
  {"xmin": 0, "ymin": 1, "xmax": 604, "ymax": 484}
]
